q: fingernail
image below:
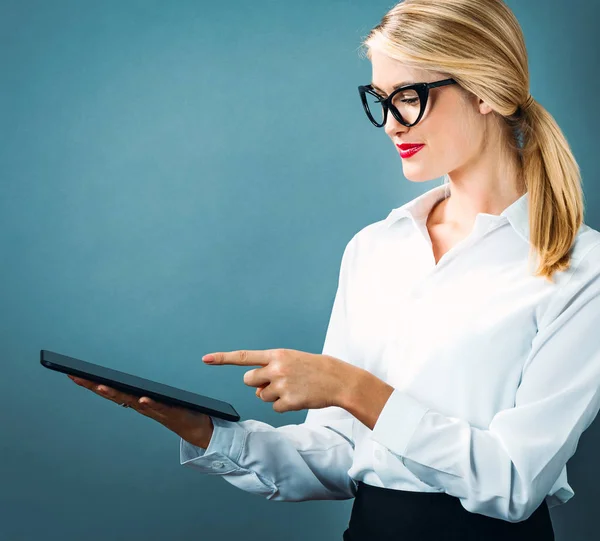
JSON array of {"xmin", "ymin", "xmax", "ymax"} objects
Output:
[{"xmin": 203, "ymin": 354, "xmax": 215, "ymax": 363}]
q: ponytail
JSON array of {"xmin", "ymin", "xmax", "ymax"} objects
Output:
[{"xmin": 510, "ymin": 98, "xmax": 584, "ymax": 283}]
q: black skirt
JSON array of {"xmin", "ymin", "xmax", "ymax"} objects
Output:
[{"xmin": 342, "ymin": 481, "xmax": 555, "ymax": 541}]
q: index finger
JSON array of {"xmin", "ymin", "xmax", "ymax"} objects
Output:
[{"xmin": 203, "ymin": 349, "xmax": 276, "ymax": 366}]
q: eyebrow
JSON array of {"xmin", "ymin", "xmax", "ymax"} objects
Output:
[{"xmin": 370, "ymin": 81, "xmax": 416, "ymax": 94}]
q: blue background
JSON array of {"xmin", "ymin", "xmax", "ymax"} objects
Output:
[{"xmin": 1, "ymin": 1, "xmax": 598, "ymax": 539}]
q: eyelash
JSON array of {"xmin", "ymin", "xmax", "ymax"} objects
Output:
[{"xmin": 375, "ymin": 97, "xmax": 419, "ymax": 105}]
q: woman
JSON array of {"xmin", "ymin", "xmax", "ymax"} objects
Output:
[{"xmin": 70, "ymin": 1, "xmax": 600, "ymax": 539}]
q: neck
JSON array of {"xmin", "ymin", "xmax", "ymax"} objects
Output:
[{"xmin": 436, "ymin": 134, "xmax": 525, "ymax": 230}]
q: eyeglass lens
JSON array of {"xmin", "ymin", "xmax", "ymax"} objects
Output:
[{"xmin": 364, "ymin": 88, "xmax": 421, "ymax": 126}]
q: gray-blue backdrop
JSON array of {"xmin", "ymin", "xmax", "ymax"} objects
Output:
[{"xmin": 1, "ymin": 1, "xmax": 598, "ymax": 540}]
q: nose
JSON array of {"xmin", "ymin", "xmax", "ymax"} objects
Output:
[{"xmin": 384, "ymin": 111, "xmax": 409, "ymax": 139}]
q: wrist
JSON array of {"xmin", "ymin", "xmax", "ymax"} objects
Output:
[
  {"xmin": 189, "ymin": 417, "xmax": 214, "ymax": 449},
  {"xmin": 339, "ymin": 365, "xmax": 395, "ymax": 431},
  {"xmin": 337, "ymin": 363, "xmax": 368, "ymax": 412}
]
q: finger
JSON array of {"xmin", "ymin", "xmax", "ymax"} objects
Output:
[
  {"xmin": 203, "ymin": 349, "xmax": 276, "ymax": 367},
  {"xmin": 257, "ymin": 386, "xmax": 277, "ymax": 403},
  {"xmin": 67, "ymin": 376, "xmax": 171, "ymax": 420},
  {"xmin": 69, "ymin": 375, "xmax": 97, "ymax": 389},
  {"xmin": 69, "ymin": 377, "xmax": 140, "ymax": 407},
  {"xmin": 97, "ymin": 391, "xmax": 170, "ymax": 422},
  {"xmin": 96, "ymin": 388, "xmax": 168, "ymax": 416},
  {"xmin": 243, "ymin": 368, "xmax": 270, "ymax": 388},
  {"xmin": 133, "ymin": 397, "xmax": 170, "ymax": 421},
  {"xmin": 69, "ymin": 377, "xmax": 120, "ymax": 398},
  {"xmin": 137, "ymin": 396, "xmax": 174, "ymax": 417},
  {"xmin": 70, "ymin": 377, "xmax": 121, "ymax": 399},
  {"xmin": 94, "ymin": 384, "xmax": 132, "ymax": 402}
]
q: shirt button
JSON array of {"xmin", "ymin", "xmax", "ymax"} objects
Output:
[{"xmin": 212, "ymin": 461, "xmax": 225, "ymax": 468}]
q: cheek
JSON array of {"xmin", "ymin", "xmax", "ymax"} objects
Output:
[
  {"xmin": 426, "ymin": 108, "xmax": 481, "ymax": 167},
  {"xmin": 401, "ymin": 95, "xmax": 481, "ymax": 180},
  {"xmin": 437, "ymin": 127, "xmax": 475, "ymax": 163}
]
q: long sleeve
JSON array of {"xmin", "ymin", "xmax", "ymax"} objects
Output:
[
  {"xmin": 180, "ymin": 235, "xmax": 360, "ymax": 501},
  {"xmin": 371, "ymin": 243, "xmax": 600, "ymax": 522}
]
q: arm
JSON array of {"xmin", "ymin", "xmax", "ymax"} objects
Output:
[
  {"xmin": 339, "ymin": 368, "xmax": 395, "ymax": 432},
  {"xmin": 357, "ymin": 243, "xmax": 600, "ymax": 522},
  {"xmin": 180, "ymin": 235, "xmax": 360, "ymax": 501}
]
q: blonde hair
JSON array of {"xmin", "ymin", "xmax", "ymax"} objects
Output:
[{"xmin": 360, "ymin": 0, "xmax": 584, "ymax": 283}]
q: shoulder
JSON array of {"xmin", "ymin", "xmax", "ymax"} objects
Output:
[
  {"xmin": 545, "ymin": 224, "xmax": 600, "ymax": 314},
  {"xmin": 569, "ymin": 224, "xmax": 600, "ymax": 272},
  {"xmin": 344, "ymin": 217, "xmax": 399, "ymax": 255},
  {"xmin": 338, "ymin": 218, "xmax": 396, "ymax": 275}
]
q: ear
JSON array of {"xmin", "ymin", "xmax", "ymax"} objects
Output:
[{"xmin": 478, "ymin": 98, "xmax": 494, "ymax": 115}]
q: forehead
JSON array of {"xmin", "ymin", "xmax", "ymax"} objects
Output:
[{"xmin": 369, "ymin": 49, "xmax": 441, "ymax": 92}]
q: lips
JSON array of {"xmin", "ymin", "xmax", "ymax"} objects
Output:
[
  {"xmin": 397, "ymin": 143, "xmax": 425, "ymax": 159},
  {"xmin": 397, "ymin": 143, "xmax": 424, "ymax": 150}
]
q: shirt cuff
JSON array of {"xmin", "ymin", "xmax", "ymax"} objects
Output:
[
  {"xmin": 370, "ymin": 388, "xmax": 430, "ymax": 458},
  {"xmin": 179, "ymin": 415, "xmax": 248, "ymax": 474}
]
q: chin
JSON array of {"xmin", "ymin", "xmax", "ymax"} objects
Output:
[{"xmin": 402, "ymin": 168, "xmax": 440, "ymax": 183}]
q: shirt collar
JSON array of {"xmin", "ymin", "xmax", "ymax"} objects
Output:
[{"xmin": 384, "ymin": 183, "xmax": 530, "ymax": 244}]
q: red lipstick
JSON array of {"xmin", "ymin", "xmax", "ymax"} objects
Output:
[{"xmin": 397, "ymin": 143, "xmax": 425, "ymax": 158}]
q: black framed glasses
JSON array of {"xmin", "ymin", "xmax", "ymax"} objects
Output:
[{"xmin": 358, "ymin": 78, "xmax": 457, "ymax": 128}]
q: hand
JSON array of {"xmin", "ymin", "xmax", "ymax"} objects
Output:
[
  {"xmin": 67, "ymin": 375, "xmax": 215, "ymax": 448},
  {"xmin": 202, "ymin": 348, "xmax": 354, "ymax": 413}
]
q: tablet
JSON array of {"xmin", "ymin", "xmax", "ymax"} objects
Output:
[{"xmin": 40, "ymin": 349, "xmax": 240, "ymax": 422}]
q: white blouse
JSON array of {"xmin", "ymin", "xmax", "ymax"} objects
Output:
[{"xmin": 180, "ymin": 182, "xmax": 600, "ymax": 523}]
